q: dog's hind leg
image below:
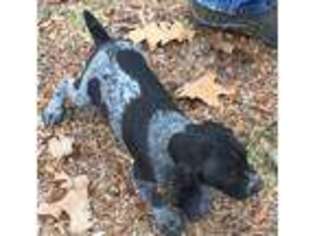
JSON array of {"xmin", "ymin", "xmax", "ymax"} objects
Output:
[
  {"xmin": 42, "ymin": 76, "xmax": 91, "ymax": 126},
  {"xmin": 132, "ymin": 168, "xmax": 155, "ymax": 202},
  {"xmin": 151, "ymin": 203, "xmax": 185, "ymax": 236},
  {"xmin": 131, "ymin": 160, "xmax": 157, "ymax": 202}
]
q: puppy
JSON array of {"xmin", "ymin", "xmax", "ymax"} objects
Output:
[{"xmin": 42, "ymin": 10, "xmax": 263, "ymax": 236}]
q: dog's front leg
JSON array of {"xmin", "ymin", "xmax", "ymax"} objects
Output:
[
  {"xmin": 151, "ymin": 202, "xmax": 184, "ymax": 236},
  {"xmin": 177, "ymin": 183, "xmax": 212, "ymax": 221},
  {"xmin": 132, "ymin": 163, "xmax": 185, "ymax": 236},
  {"xmin": 42, "ymin": 76, "xmax": 90, "ymax": 126}
]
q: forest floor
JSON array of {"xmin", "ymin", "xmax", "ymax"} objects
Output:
[{"xmin": 37, "ymin": 0, "xmax": 277, "ymax": 235}]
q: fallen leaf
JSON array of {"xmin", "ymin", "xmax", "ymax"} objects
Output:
[
  {"xmin": 38, "ymin": 174, "xmax": 92, "ymax": 234},
  {"xmin": 128, "ymin": 21, "xmax": 195, "ymax": 50},
  {"xmin": 48, "ymin": 135, "xmax": 74, "ymax": 160},
  {"xmin": 176, "ymin": 71, "xmax": 234, "ymax": 107}
]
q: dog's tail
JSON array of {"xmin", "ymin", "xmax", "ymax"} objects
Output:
[{"xmin": 83, "ymin": 10, "xmax": 111, "ymax": 46}]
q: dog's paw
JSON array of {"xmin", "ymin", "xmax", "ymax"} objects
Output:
[
  {"xmin": 42, "ymin": 105, "xmax": 65, "ymax": 126},
  {"xmin": 180, "ymin": 186, "xmax": 212, "ymax": 221},
  {"xmin": 182, "ymin": 195, "xmax": 212, "ymax": 221},
  {"xmin": 152, "ymin": 206, "xmax": 185, "ymax": 236}
]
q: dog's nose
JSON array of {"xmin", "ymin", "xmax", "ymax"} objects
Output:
[{"xmin": 247, "ymin": 172, "xmax": 263, "ymax": 194}]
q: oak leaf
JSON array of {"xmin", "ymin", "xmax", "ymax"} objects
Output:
[
  {"xmin": 176, "ymin": 71, "xmax": 234, "ymax": 107},
  {"xmin": 38, "ymin": 174, "xmax": 92, "ymax": 234},
  {"xmin": 128, "ymin": 21, "xmax": 195, "ymax": 51}
]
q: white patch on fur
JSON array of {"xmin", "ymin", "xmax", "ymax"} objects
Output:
[
  {"xmin": 147, "ymin": 110, "xmax": 191, "ymax": 183},
  {"xmin": 102, "ymin": 68, "xmax": 141, "ymax": 142},
  {"xmin": 80, "ymin": 41, "xmax": 142, "ymax": 142}
]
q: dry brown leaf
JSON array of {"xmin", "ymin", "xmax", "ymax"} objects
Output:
[
  {"xmin": 128, "ymin": 21, "xmax": 195, "ymax": 50},
  {"xmin": 48, "ymin": 135, "xmax": 74, "ymax": 160},
  {"xmin": 38, "ymin": 174, "xmax": 92, "ymax": 234},
  {"xmin": 176, "ymin": 71, "xmax": 234, "ymax": 107}
]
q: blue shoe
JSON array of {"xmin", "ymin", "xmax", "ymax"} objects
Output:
[{"xmin": 191, "ymin": 0, "xmax": 277, "ymax": 47}]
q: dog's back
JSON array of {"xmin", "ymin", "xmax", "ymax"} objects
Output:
[{"xmin": 83, "ymin": 11, "xmax": 192, "ymax": 183}]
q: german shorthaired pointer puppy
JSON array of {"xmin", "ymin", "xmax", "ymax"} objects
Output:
[{"xmin": 42, "ymin": 10, "xmax": 262, "ymax": 236}]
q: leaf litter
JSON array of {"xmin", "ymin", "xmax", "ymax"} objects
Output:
[{"xmin": 38, "ymin": 0, "xmax": 277, "ymax": 235}]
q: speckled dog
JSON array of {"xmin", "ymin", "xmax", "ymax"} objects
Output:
[{"xmin": 42, "ymin": 10, "xmax": 263, "ymax": 236}]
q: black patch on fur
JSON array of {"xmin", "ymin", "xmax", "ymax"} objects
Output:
[
  {"xmin": 116, "ymin": 50, "xmax": 153, "ymax": 79},
  {"xmin": 118, "ymin": 49, "xmax": 178, "ymax": 182},
  {"xmin": 74, "ymin": 78, "xmax": 82, "ymax": 89},
  {"xmin": 87, "ymin": 77, "xmax": 102, "ymax": 106},
  {"xmin": 102, "ymin": 74, "xmax": 109, "ymax": 81},
  {"xmin": 117, "ymin": 49, "xmax": 175, "ymax": 106},
  {"xmin": 122, "ymin": 96, "xmax": 158, "ymax": 182},
  {"xmin": 168, "ymin": 132, "xmax": 210, "ymax": 170}
]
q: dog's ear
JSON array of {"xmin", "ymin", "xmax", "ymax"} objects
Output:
[
  {"xmin": 83, "ymin": 10, "xmax": 111, "ymax": 46},
  {"xmin": 168, "ymin": 131, "xmax": 211, "ymax": 170}
]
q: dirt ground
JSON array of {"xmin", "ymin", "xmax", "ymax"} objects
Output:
[{"xmin": 37, "ymin": 0, "xmax": 278, "ymax": 235}]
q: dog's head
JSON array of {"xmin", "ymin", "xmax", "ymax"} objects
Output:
[{"xmin": 168, "ymin": 121, "xmax": 262, "ymax": 199}]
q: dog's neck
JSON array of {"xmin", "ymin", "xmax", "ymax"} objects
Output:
[{"xmin": 147, "ymin": 109, "xmax": 191, "ymax": 183}]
